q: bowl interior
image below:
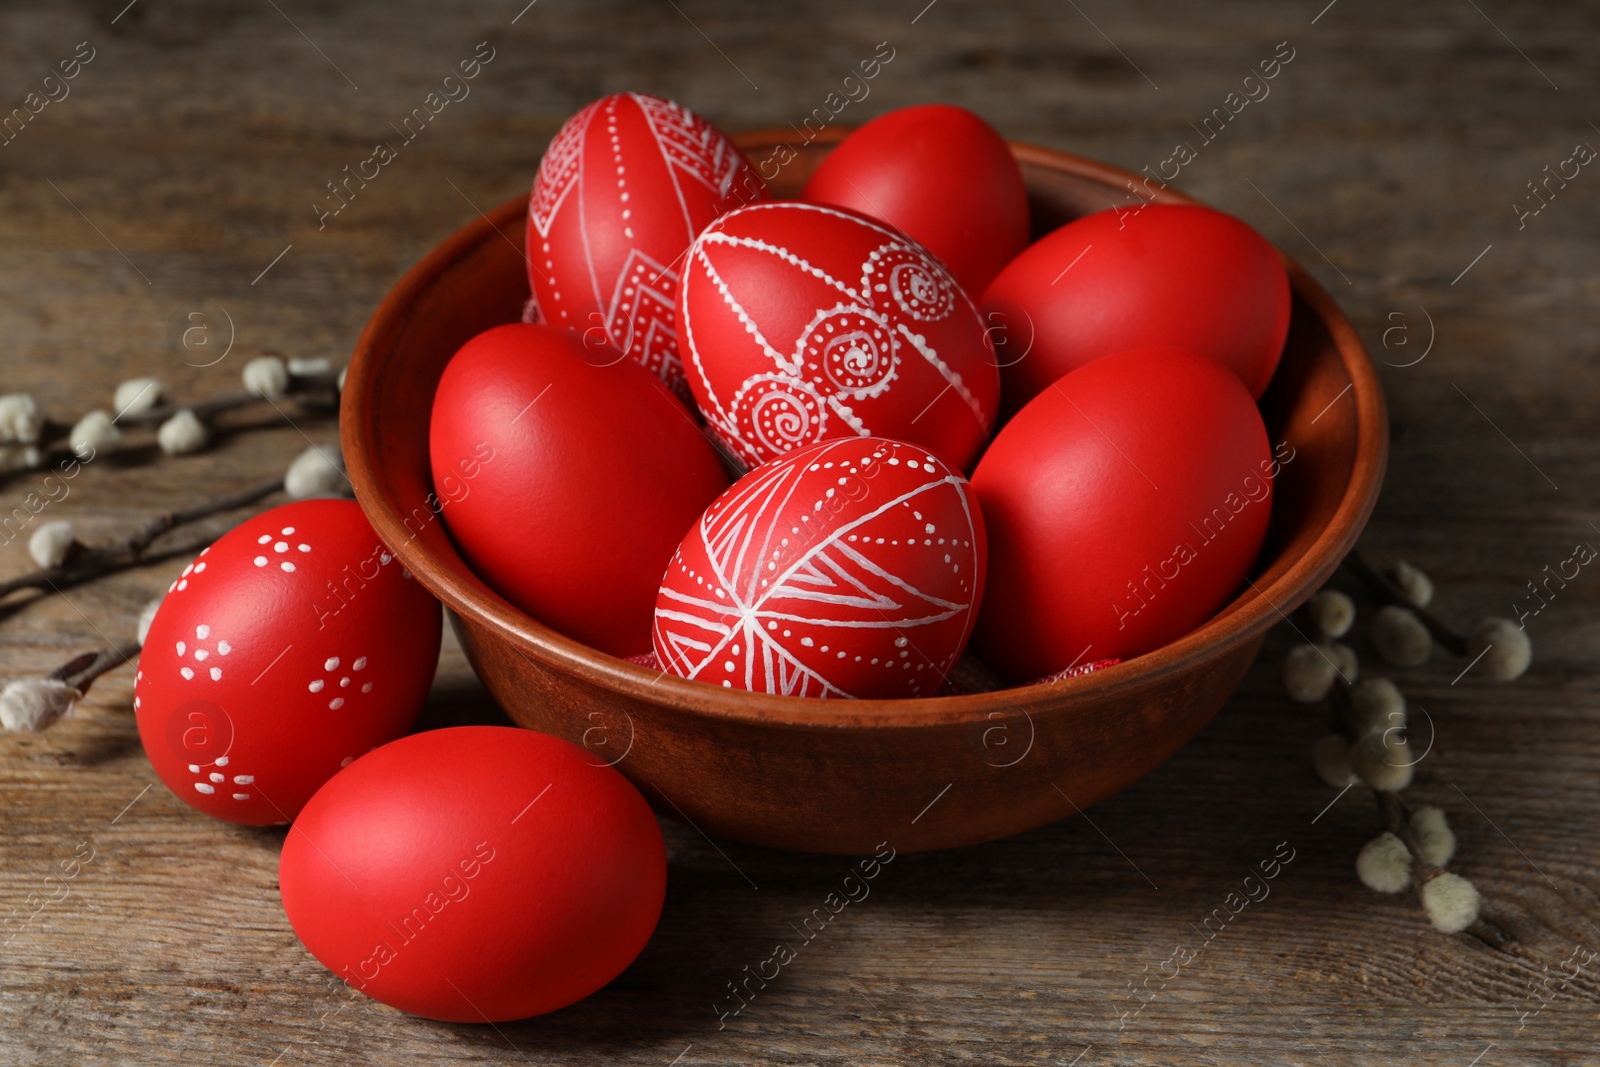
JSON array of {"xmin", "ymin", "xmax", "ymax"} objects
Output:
[{"xmin": 343, "ymin": 130, "xmax": 1386, "ymax": 727}]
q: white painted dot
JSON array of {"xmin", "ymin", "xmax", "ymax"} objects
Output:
[
  {"xmin": 194, "ymin": 783, "xmax": 215, "ymax": 795},
  {"xmin": 180, "ymin": 667, "xmax": 194, "ymax": 680},
  {"xmin": 194, "ymin": 649, "xmax": 208, "ymax": 661},
  {"xmin": 233, "ymin": 775, "xmax": 254, "ymax": 784},
  {"xmin": 801, "ymin": 637, "xmax": 814, "ymax": 647},
  {"xmin": 176, "ymin": 641, "xmax": 186, "ymax": 655},
  {"xmin": 177, "ymin": 580, "xmax": 187, "ymax": 590},
  {"xmin": 281, "ymin": 562, "xmax": 295, "ymax": 573},
  {"xmin": 194, "ymin": 562, "xmax": 206, "ymax": 572},
  {"xmin": 361, "ymin": 682, "xmax": 372, "ymax": 693},
  {"xmin": 232, "ymin": 793, "xmax": 250, "ymax": 801},
  {"xmin": 258, "ymin": 534, "xmax": 272, "ymax": 544},
  {"xmin": 274, "ymin": 541, "xmax": 288, "ymax": 553},
  {"xmin": 329, "ymin": 697, "xmax": 345, "ymax": 710},
  {"xmin": 325, "ymin": 657, "xmax": 339, "ymax": 670},
  {"xmin": 340, "ymin": 756, "xmax": 353, "ymax": 767},
  {"xmin": 281, "ymin": 527, "xmax": 294, "ymax": 535},
  {"xmin": 339, "ymin": 677, "xmax": 350, "ymax": 688},
  {"xmin": 298, "ymin": 544, "xmax": 310, "ymax": 553},
  {"xmin": 217, "ymin": 641, "xmax": 230, "ymax": 655},
  {"xmin": 209, "ymin": 772, "xmax": 224, "ymax": 783},
  {"xmin": 216, "ymin": 755, "xmax": 228, "ymax": 767},
  {"xmin": 352, "ymin": 657, "xmax": 367, "ymax": 670},
  {"xmin": 254, "ymin": 556, "xmax": 267, "ymax": 567},
  {"xmin": 187, "ymin": 764, "xmax": 200, "ymax": 773},
  {"xmin": 309, "ymin": 679, "xmax": 324, "ymax": 693},
  {"xmin": 209, "ymin": 667, "xmax": 222, "ymax": 681}
]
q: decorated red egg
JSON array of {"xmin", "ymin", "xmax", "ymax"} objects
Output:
[
  {"xmin": 527, "ymin": 92, "xmax": 769, "ymax": 399},
  {"xmin": 430, "ymin": 323, "xmax": 729, "ymax": 657},
  {"xmin": 679, "ymin": 201, "xmax": 1001, "ymax": 471},
  {"xmin": 654, "ymin": 437, "xmax": 985, "ymax": 699},
  {"xmin": 280, "ymin": 726, "xmax": 666, "ymax": 1022},
  {"xmin": 981, "ymin": 203, "xmax": 1290, "ymax": 417},
  {"xmin": 803, "ymin": 104, "xmax": 1029, "ymax": 296},
  {"xmin": 134, "ymin": 499, "xmax": 442, "ymax": 825},
  {"xmin": 971, "ymin": 347, "xmax": 1277, "ymax": 679}
]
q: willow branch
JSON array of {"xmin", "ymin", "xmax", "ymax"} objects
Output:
[{"xmin": 0, "ymin": 476, "xmax": 284, "ymax": 601}]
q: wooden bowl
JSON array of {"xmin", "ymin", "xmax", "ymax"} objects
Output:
[{"xmin": 343, "ymin": 129, "xmax": 1387, "ymax": 855}]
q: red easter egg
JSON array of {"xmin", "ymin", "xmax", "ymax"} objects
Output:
[
  {"xmin": 679, "ymin": 201, "xmax": 1001, "ymax": 471},
  {"xmin": 981, "ymin": 203, "xmax": 1290, "ymax": 417},
  {"xmin": 279, "ymin": 726, "xmax": 666, "ymax": 1022},
  {"xmin": 430, "ymin": 323, "xmax": 729, "ymax": 657},
  {"xmin": 133, "ymin": 499, "xmax": 442, "ymax": 825},
  {"xmin": 528, "ymin": 92, "xmax": 769, "ymax": 399},
  {"xmin": 971, "ymin": 348, "xmax": 1277, "ymax": 679},
  {"xmin": 654, "ymin": 437, "xmax": 985, "ymax": 699},
  {"xmin": 803, "ymin": 104, "xmax": 1029, "ymax": 296}
]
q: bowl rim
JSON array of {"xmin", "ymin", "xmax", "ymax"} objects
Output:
[{"xmin": 343, "ymin": 132, "xmax": 1388, "ymax": 730}]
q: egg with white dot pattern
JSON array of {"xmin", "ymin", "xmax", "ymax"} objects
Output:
[
  {"xmin": 654, "ymin": 437, "xmax": 986, "ymax": 699},
  {"xmin": 134, "ymin": 499, "xmax": 442, "ymax": 825},
  {"xmin": 527, "ymin": 92, "xmax": 768, "ymax": 403}
]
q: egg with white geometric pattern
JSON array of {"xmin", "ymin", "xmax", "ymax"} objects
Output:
[
  {"xmin": 678, "ymin": 201, "xmax": 1001, "ymax": 471},
  {"xmin": 133, "ymin": 498, "xmax": 442, "ymax": 825},
  {"xmin": 654, "ymin": 437, "xmax": 986, "ymax": 699}
]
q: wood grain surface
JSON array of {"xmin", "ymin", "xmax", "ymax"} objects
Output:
[{"xmin": 2, "ymin": 1, "xmax": 1598, "ymax": 1064}]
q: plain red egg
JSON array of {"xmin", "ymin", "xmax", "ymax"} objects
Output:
[
  {"xmin": 803, "ymin": 104, "xmax": 1029, "ymax": 296},
  {"xmin": 679, "ymin": 201, "xmax": 1000, "ymax": 471},
  {"xmin": 980, "ymin": 203, "xmax": 1290, "ymax": 418},
  {"xmin": 654, "ymin": 437, "xmax": 985, "ymax": 699},
  {"xmin": 279, "ymin": 726, "xmax": 667, "ymax": 1022},
  {"xmin": 528, "ymin": 92, "xmax": 768, "ymax": 400},
  {"xmin": 134, "ymin": 499, "xmax": 442, "ymax": 825},
  {"xmin": 971, "ymin": 348, "xmax": 1278, "ymax": 680},
  {"xmin": 430, "ymin": 323, "xmax": 729, "ymax": 657}
]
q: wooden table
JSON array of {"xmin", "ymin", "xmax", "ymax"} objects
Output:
[{"xmin": 3, "ymin": 1, "xmax": 1596, "ymax": 1063}]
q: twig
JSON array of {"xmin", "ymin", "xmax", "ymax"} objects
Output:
[
  {"xmin": 1374, "ymin": 790, "xmax": 1447, "ymax": 890},
  {"xmin": 48, "ymin": 644, "xmax": 140, "ymax": 689},
  {"xmin": 1342, "ymin": 550, "xmax": 1470, "ymax": 655},
  {"xmin": 0, "ymin": 476, "xmax": 285, "ymax": 601},
  {"xmin": 32, "ymin": 359, "xmax": 339, "ymax": 448}
]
